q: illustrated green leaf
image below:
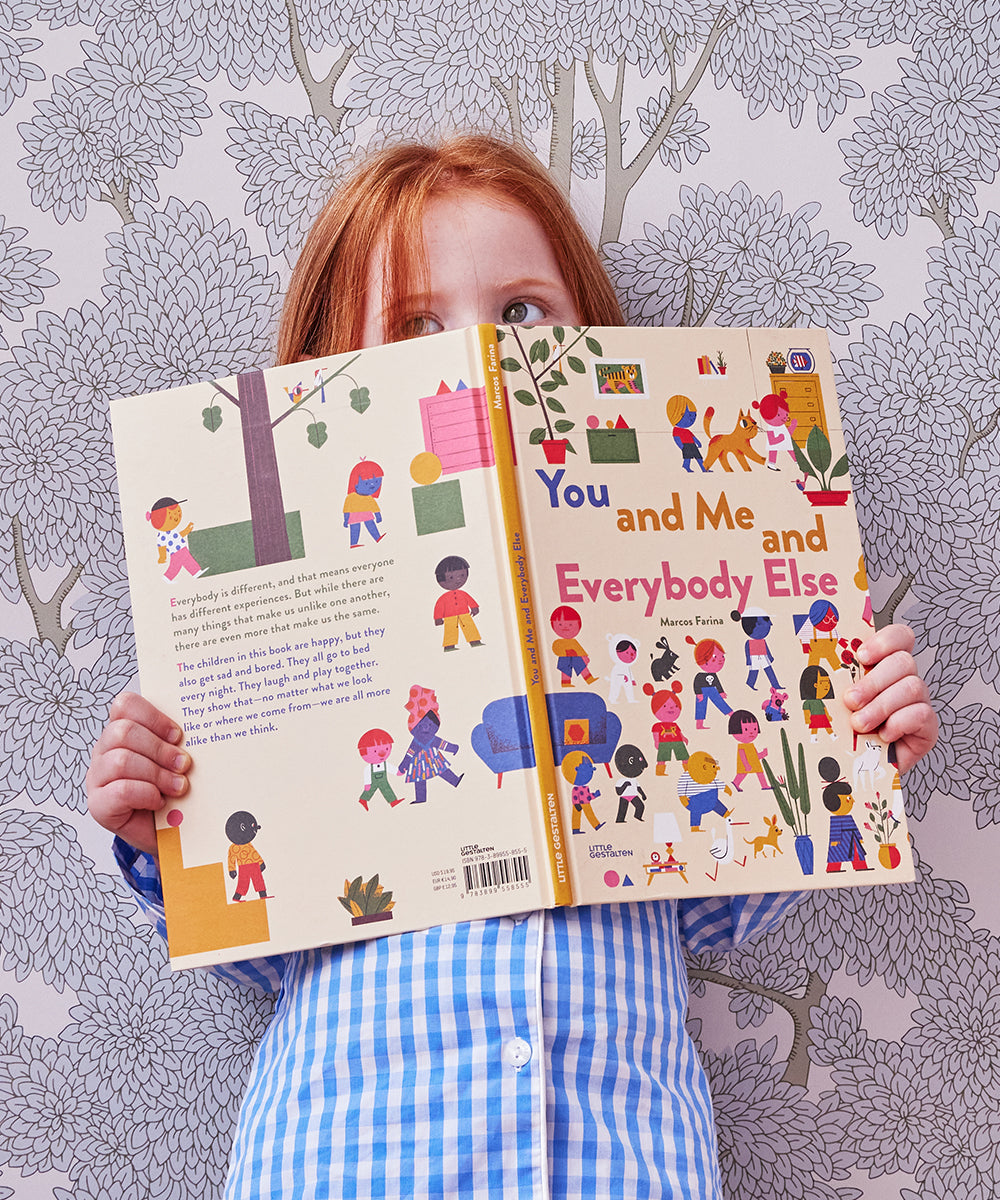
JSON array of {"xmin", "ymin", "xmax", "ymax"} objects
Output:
[
  {"xmin": 514, "ymin": 389, "xmax": 538, "ymax": 407},
  {"xmin": 585, "ymin": 336, "xmax": 603, "ymax": 355},
  {"xmin": 496, "ymin": 327, "xmax": 506, "ymax": 341},
  {"xmin": 830, "ymin": 455, "xmax": 850, "ymax": 479},
  {"xmin": 552, "ymin": 325, "xmax": 565, "ymax": 343},
  {"xmin": 567, "ymin": 355, "xmax": 586, "ymax": 373},
  {"xmin": 202, "ymin": 405, "xmax": 223, "ymax": 432},
  {"xmin": 349, "ymin": 386, "xmax": 371, "ymax": 414},
  {"xmin": 307, "ymin": 421, "xmax": 328, "ymax": 449},
  {"xmin": 550, "ymin": 369, "xmax": 567, "ymax": 386},
  {"xmin": 565, "ymin": 441, "xmax": 577, "ymax": 454},
  {"xmin": 545, "ymin": 397, "xmax": 566, "ymax": 413},
  {"xmin": 806, "ymin": 425, "xmax": 832, "ymax": 475},
  {"xmin": 540, "ymin": 380, "xmax": 560, "ymax": 392},
  {"xmin": 793, "ymin": 443, "xmax": 816, "ymax": 478},
  {"xmin": 528, "ymin": 427, "xmax": 546, "ymax": 443},
  {"xmin": 553, "ymin": 419, "xmax": 575, "ymax": 433},
  {"xmin": 500, "ymin": 357, "xmax": 522, "ymax": 371},
  {"xmin": 529, "ymin": 339, "xmax": 545, "ymax": 364}
]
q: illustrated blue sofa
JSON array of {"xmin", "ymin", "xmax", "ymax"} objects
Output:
[{"xmin": 470, "ymin": 692, "xmax": 623, "ymax": 785}]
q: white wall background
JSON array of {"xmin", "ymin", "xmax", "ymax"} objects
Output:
[{"xmin": 0, "ymin": 2, "xmax": 997, "ymax": 1197}]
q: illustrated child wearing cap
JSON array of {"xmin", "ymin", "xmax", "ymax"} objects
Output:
[{"xmin": 147, "ymin": 496, "xmax": 205, "ymax": 581}]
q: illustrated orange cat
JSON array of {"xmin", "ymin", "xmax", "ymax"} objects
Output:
[{"xmin": 702, "ymin": 407, "xmax": 767, "ymax": 471}]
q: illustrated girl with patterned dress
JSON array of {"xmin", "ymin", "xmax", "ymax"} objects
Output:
[{"xmin": 397, "ymin": 684, "xmax": 463, "ymax": 804}]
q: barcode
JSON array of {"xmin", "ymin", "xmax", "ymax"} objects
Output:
[{"xmin": 463, "ymin": 854, "xmax": 531, "ymax": 894}]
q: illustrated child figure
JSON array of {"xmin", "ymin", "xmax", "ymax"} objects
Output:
[
  {"xmin": 433, "ymin": 555, "xmax": 483, "ymax": 651},
  {"xmin": 87, "ymin": 135, "xmax": 939, "ymax": 1200},
  {"xmin": 643, "ymin": 680, "xmax": 689, "ymax": 774},
  {"xmin": 357, "ymin": 728, "xmax": 405, "ymax": 809},
  {"xmin": 606, "ymin": 634, "xmax": 639, "ymax": 703},
  {"xmin": 687, "ymin": 636, "xmax": 733, "ymax": 729},
  {"xmin": 731, "ymin": 606, "xmax": 783, "ymax": 691},
  {"xmin": 794, "ymin": 600, "xmax": 841, "ymax": 671},
  {"xmin": 398, "ymin": 684, "xmax": 463, "ymax": 804},
  {"xmin": 666, "ymin": 393, "xmax": 709, "ymax": 472},
  {"xmin": 819, "ymin": 757, "xmax": 871, "ymax": 873},
  {"xmin": 561, "ymin": 749, "xmax": 605, "ymax": 833},
  {"xmin": 677, "ymin": 750, "xmax": 734, "ymax": 832},
  {"xmin": 225, "ymin": 811, "xmax": 267, "ymax": 901},
  {"xmin": 343, "ymin": 459, "xmax": 385, "ymax": 548},
  {"xmin": 613, "ymin": 744, "xmax": 648, "ymax": 823},
  {"xmin": 728, "ymin": 710, "xmax": 770, "ymax": 792},
  {"xmin": 801, "ymin": 664, "xmax": 838, "ymax": 742},
  {"xmin": 550, "ymin": 605, "xmax": 597, "ymax": 687},
  {"xmin": 752, "ymin": 390, "xmax": 801, "ymax": 474},
  {"xmin": 147, "ymin": 496, "xmax": 205, "ymax": 581}
]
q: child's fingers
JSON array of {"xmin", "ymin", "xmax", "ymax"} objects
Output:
[
  {"xmin": 856, "ymin": 622, "xmax": 916, "ymax": 668},
  {"xmin": 106, "ymin": 690, "xmax": 184, "ymax": 745},
  {"xmin": 844, "ymin": 658, "xmax": 929, "ymax": 729}
]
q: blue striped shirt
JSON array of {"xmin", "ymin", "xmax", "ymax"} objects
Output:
[{"xmin": 115, "ymin": 839, "xmax": 799, "ymax": 1198}]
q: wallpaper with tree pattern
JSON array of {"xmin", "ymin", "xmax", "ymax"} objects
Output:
[{"xmin": 0, "ymin": 1, "xmax": 997, "ymax": 1196}]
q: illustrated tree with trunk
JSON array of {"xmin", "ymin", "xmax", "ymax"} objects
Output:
[{"xmin": 204, "ymin": 356, "xmax": 369, "ymax": 567}]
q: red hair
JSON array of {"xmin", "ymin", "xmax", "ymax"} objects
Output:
[
  {"xmin": 347, "ymin": 459, "xmax": 384, "ymax": 497},
  {"xmin": 643, "ymin": 680, "xmax": 682, "ymax": 713},
  {"xmin": 275, "ymin": 134, "xmax": 623, "ymax": 362},
  {"xmin": 686, "ymin": 635, "xmax": 725, "ymax": 666},
  {"xmin": 357, "ymin": 728, "xmax": 392, "ymax": 752}
]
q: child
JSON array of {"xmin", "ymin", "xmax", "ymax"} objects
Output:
[
  {"xmin": 433, "ymin": 554, "xmax": 483, "ymax": 650},
  {"xmin": 801, "ymin": 663, "xmax": 838, "ymax": 742},
  {"xmin": 356, "ymin": 727, "xmax": 404, "ymax": 809},
  {"xmin": 549, "ymin": 604, "xmax": 598, "ymax": 687},
  {"xmin": 644, "ymin": 679, "xmax": 689, "ymax": 774},
  {"xmin": 147, "ymin": 495, "xmax": 206, "ymax": 580},
  {"xmin": 687, "ymin": 635, "xmax": 733, "ymax": 729},
  {"xmin": 87, "ymin": 134, "xmax": 939, "ymax": 1200},
  {"xmin": 343, "ymin": 458, "xmax": 385, "ymax": 547}
]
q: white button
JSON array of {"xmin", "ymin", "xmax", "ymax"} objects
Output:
[
  {"xmin": 508, "ymin": 912, "xmax": 528, "ymax": 925},
  {"xmin": 503, "ymin": 1037, "xmax": 533, "ymax": 1069}
]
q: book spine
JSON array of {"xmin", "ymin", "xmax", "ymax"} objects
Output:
[{"xmin": 476, "ymin": 324, "xmax": 573, "ymax": 907}]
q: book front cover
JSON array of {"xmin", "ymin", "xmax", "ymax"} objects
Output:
[
  {"xmin": 501, "ymin": 325, "xmax": 914, "ymax": 902},
  {"xmin": 111, "ymin": 327, "xmax": 556, "ymax": 968}
]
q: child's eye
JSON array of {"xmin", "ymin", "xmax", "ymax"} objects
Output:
[
  {"xmin": 502, "ymin": 300, "xmax": 545, "ymax": 324},
  {"xmin": 401, "ymin": 314, "xmax": 443, "ymax": 338}
]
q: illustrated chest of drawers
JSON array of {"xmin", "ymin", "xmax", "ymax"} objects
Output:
[{"xmin": 769, "ymin": 372, "xmax": 829, "ymax": 448}]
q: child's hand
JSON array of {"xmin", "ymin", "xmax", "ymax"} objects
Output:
[
  {"xmin": 843, "ymin": 624, "xmax": 938, "ymax": 773},
  {"xmin": 86, "ymin": 691, "xmax": 191, "ymax": 856}
]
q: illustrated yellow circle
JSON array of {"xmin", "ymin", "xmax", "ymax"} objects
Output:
[{"xmin": 410, "ymin": 451, "xmax": 442, "ymax": 485}]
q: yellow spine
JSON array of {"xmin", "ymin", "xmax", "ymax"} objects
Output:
[{"xmin": 477, "ymin": 323, "xmax": 573, "ymax": 907}]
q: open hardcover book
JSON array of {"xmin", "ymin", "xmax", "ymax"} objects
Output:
[{"xmin": 111, "ymin": 325, "xmax": 914, "ymax": 968}]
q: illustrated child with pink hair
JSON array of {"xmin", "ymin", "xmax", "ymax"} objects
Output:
[
  {"xmin": 343, "ymin": 459, "xmax": 385, "ymax": 548},
  {"xmin": 146, "ymin": 496, "xmax": 206, "ymax": 581}
]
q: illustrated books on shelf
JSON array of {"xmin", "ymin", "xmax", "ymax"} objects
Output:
[{"xmin": 110, "ymin": 325, "xmax": 914, "ymax": 968}]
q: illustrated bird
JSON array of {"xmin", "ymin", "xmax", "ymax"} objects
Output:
[{"xmin": 709, "ymin": 818, "xmax": 734, "ymax": 864}]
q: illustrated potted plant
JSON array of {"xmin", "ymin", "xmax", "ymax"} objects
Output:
[
  {"xmin": 760, "ymin": 728, "xmax": 814, "ymax": 874},
  {"xmin": 497, "ymin": 325, "xmax": 603, "ymax": 463},
  {"xmin": 863, "ymin": 790, "xmax": 903, "ymax": 869},
  {"xmin": 339, "ymin": 873, "xmax": 395, "ymax": 926},
  {"xmin": 793, "ymin": 425, "xmax": 851, "ymax": 507},
  {"xmin": 766, "ymin": 350, "xmax": 787, "ymax": 374}
]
